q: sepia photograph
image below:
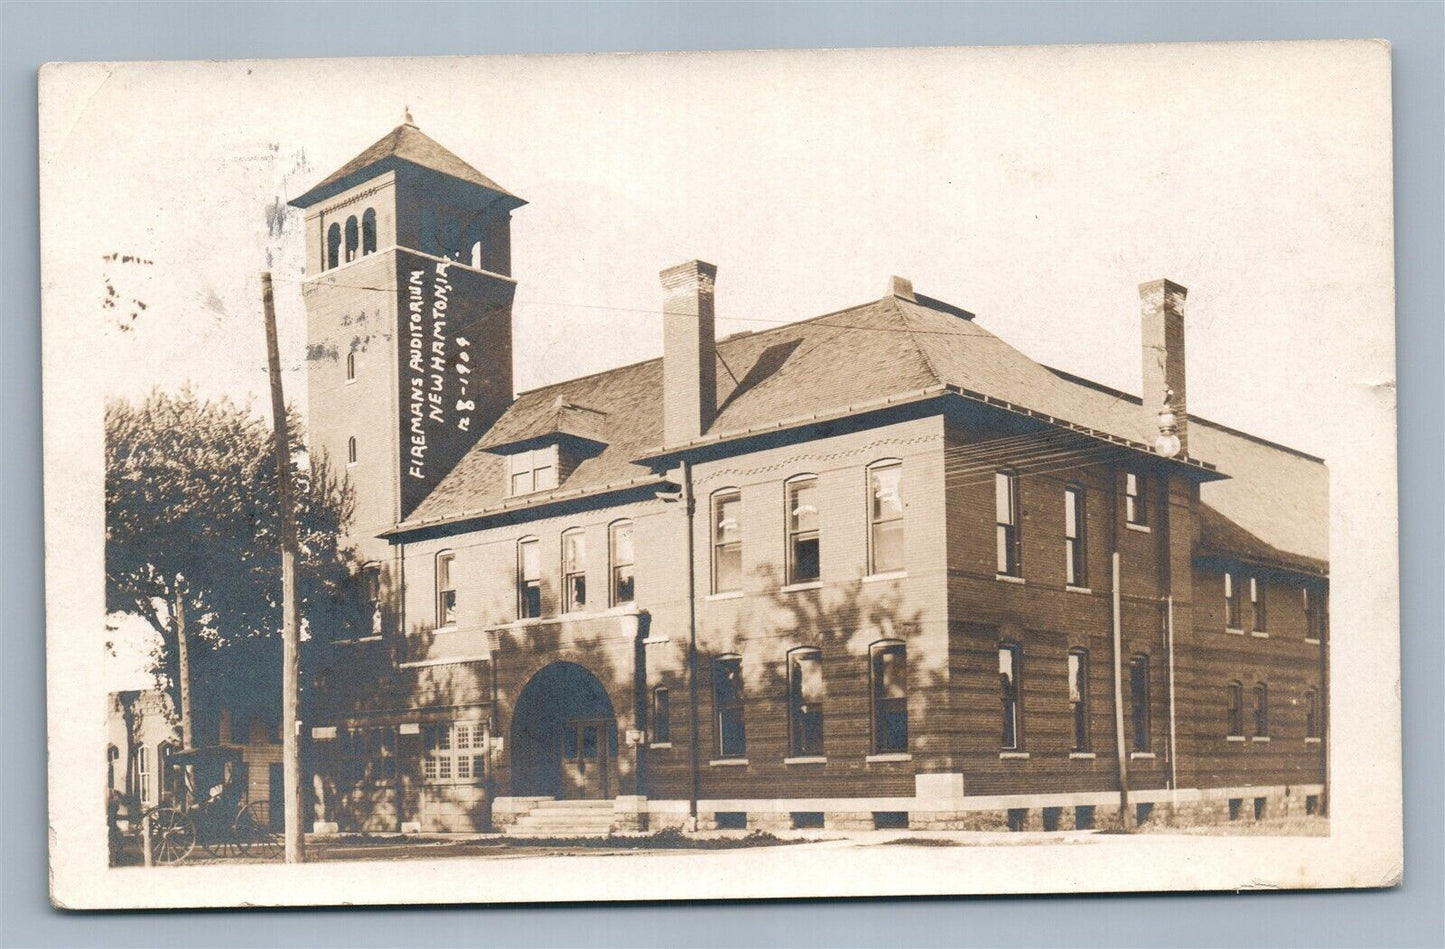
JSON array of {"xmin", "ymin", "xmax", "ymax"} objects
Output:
[{"xmin": 40, "ymin": 39, "xmax": 1401, "ymax": 909}]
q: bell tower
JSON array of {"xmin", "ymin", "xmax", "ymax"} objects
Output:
[{"xmin": 290, "ymin": 117, "xmax": 525, "ymax": 561}]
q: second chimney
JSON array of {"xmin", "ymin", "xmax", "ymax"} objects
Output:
[
  {"xmin": 661, "ymin": 260, "xmax": 718, "ymax": 447},
  {"xmin": 1139, "ymin": 278, "xmax": 1188, "ymax": 455}
]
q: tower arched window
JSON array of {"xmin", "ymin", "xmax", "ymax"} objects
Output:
[
  {"xmin": 361, "ymin": 208, "xmax": 377, "ymax": 256},
  {"xmin": 326, "ymin": 223, "xmax": 342, "ymax": 270},
  {"xmin": 346, "ymin": 351, "xmax": 356, "ymax": 382},
  {"xmin": 344, "ymin": 215, "xmax": 359, "ymax": 263},
  {"xmin": 347, "ymin": 436, "xmax": 357, "ymax": 465}
]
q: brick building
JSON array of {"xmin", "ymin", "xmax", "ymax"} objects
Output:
[{"xmin": 292, "ymin": 121, "xmax": 1328, "ymax": 835}]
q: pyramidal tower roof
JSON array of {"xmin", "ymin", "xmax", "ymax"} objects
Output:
[{"xmin": 290, "ymin": 118, "xmax": 523, "ymax": 209}]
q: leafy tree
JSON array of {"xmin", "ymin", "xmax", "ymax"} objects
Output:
[{"xmin": 105, "ymin": 388, "xmax": 358, "ymax": 743}]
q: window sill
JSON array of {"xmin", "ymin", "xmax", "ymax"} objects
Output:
[
  {"xmin": 995, "ymin": 574, "xmax": 1026, "ymax": 585},
  {"xmin": 1250, "ymin": 631, "xmax": 1269, "ymax": 639},
  {"xmin": 1305, "ymin": 638, "xmax": 1322, "ymax": 645},
  {"xmin": 1251, "ymin": 736, "xmax": 1271, "ymax": 743},
  {"xmin": 1065, "ymin": 585, "xmax": 1092, "ymax": 595},
  {"xmin": 1129, "ymin": 752, "xmax": 1156, "ymax": 760},
  {"xmin": 1069, "ymin": 751, "xmax": 1096, "ymax": 760},
  {"xmin": 641, "ymin": 636, "xmax": 671, "ymax": 645},
  {"xmin": 862, "ymin": 570, "xmax": 908, "ymax": 584},
  {"xmin": 434, "ymin": 625, "xmax": 458, "ymax": 635},
  {"xmin": 332, "ymin": 635, "xmax": 384, "ymax": 645},
  {"xmin": 1225, "ymin": 628, "xmax": 1245, "ymax": 636},
  {"xmin": 780, "ymin": 581, "xmax": 823, "ymax": 593},
  {"xmin": 865, "ymin": 753, "xmax": 912, "ymax": 763},
  {"xmin": 706, "ymin": 590, "xmax": 744, "ymax": 601},
  {"xmin": 999, "ymin": 751, "xmax": 1030, "ymax": 760},
  {"xmin": 783, "ymin": 756, "xmax": 827, "ymax": 765},
  {"xmin": 1126, "ymin": 522, "xmax": 1152, "ymax": 533},
  {"xmin": 1227, "ymin": 735, "xmax": 1247, "ymax": 742},
  {"xmin": 1305, "ymin": 737, "xmax": 1322, "ymax": 744},
  {"xmin": 649, "ymin": 742, "xmax": 673, "ymax": 750},
  {"xmin": 709, "ymin": 758, "xmax": 749, "ymax": 767}
]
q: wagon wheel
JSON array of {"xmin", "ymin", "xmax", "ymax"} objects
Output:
[
  {"xmin": 201, "ymin": 809, "xmax": 246, "ymax": 859},
  {"xmin": 146, "ymin": 805, "xmax": 196, "ymax": 865},
  {"xmin": 234, "ymin": 800, "xmax": 282, "ymax": 859}
]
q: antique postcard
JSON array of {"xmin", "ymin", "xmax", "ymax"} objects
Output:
[{"xmin": 41, "ymin": 41, "xmax": 1401, "ymax": 909}]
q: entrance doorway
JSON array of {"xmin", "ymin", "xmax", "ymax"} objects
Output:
[{"xmin": 510, "ymin": 662, "xmax": 619, "ymax": 800}]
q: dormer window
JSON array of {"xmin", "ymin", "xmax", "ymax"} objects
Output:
[{"xmin": 507, "ymin": 447, "xmax": 559, "ymax": 496}]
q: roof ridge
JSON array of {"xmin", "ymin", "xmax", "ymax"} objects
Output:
[{"xmin": 888, "ymin": 293, "xmax": 944, "ymax": 388}]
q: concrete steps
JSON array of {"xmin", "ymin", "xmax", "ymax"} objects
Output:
[{"xmin": 506, "ymin": 799, "xmax": 616, "ymax": 838}]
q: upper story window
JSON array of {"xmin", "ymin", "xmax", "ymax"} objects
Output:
[
  {"xmin": 712, "ymin": 489, "xmax": 742, "ymax": 594},
  {"xmin": 326, "ymin": 223, "xmax": 342, "ymax": 270},
  {"xmin": 1253, "ymin": 683, "xmax": 1270, "ymax": 738},
  {"xmin": 508, "ymin": 447, "xmax": 559, "ymax": 497},
  {"xmin": 346, "ymin": 351, "xmax": 357, "ymax": 382},
  {"xmin": 1227, "ymin": 681, "xmax": 1245, "ymax": 737},
  {"xmin": 1250, "ymin": 576, "xmax": 1267, "ymax": 632},
  {"xmin": 107, "ymin": 744, "xmax": 120, "ymax": 791},
  {"xmin": 1304, "ymin": 586, "xmax": 1327, "ymax": 643},
  {"xmin": 995, "ymin": 472, "xmax": 1022, "ymax": 577},
  {"xmin": 1125, "ymin": 472, "xmax": 1148, "ymax": 526},
  {"xmin": 517, "ymin": 538, "xmax": 542, "ymax": 619},
  {"xmin": 788, "ymin": 648, "xmax": 825, "ymax": 757},
  {"xmin": 1068, "ymin": 648, "xmax": 1089, "ymax": 752},
  {"xmin": 999, "ymin": 643, "xmax": 1023, "ymax": 750},
  {"xmin": 1064, "ymin": 485, "xmax": 1087, "ymax": 587},
  {"xmin": 1224, "ymin": 571, "xmax": 1242, "ymax": 630},
  {"xmin": 870, "ymin": 641, "xmax": 908, "ymax": 754},
  {"xmin": 347, "ymin": 436, "xmax": 357, "ymax": 466},
  {"xmin": 435, "ymin": 551, "xmax": 456, "ymax": 628},
  {"xmin": 1130, "ymin": 654, "xmax": 1151, "ymax": 752},
  {"xmin": 361, "ymin": 562, "xmax": 382, "ymax": 638},
  {"xmin": 712, "ymin": 656, "xmax": 746, "ymax": 759},
  {"xmin": 868, "ymin": 461, "xmax": 905, "ymax": 575},
  {"xmin": 610, "ymin": 520, "xmax": 635, "ymax": 606},
  {"xmin": 1304, "ymin": 688, "xmax": 1321, "ymax": 739},
  {"xmin": 361, "ymin": 208, "xmax": 378, "ymax": 256},
  {"xmin": 786, "ymin": 476, "xmax": 820, "ymax": 584},
  {"xmin": 561, "ymin": 529, "xmax": 586, "ymax": 613},
  {"xmin": 344, "ymin": 215, "xmax": 360, "ymax": 263}
]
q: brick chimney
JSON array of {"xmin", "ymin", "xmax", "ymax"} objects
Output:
[
  {"xmin": 661, "ymin": 260, "xmax": 718, "ymax": 446},
  {"xmin": 1139, "ymin": 279, "xmax": 1188, "ymax": 455}
]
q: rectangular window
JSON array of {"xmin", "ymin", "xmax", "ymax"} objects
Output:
[
  {"xmin": 995, "ymin": 472, "xmax": 1022, "ymax": 577},
  {"xmin": 871, "ymin": 643, "xmax": 908, "ymax": 753},
  {"xmin": 1125, "ymin": 472, "xmax": 1147, "ymax": 526},
  {"xmin": 1064, "ymin": 485, "xmax": 1087, "ymax": 586},
  {"xmin": 1305, "ymin": 586, "xmax": 1328, "ymax": 642},
  {"xmin": 786, "ymin": 478, "xmax": 820, "ymax": 584},
  {"xmin": 518, "ymin": 538, "xmax": 541, "ymax": 619},
  {"xmin": 562, "ymin": 530, "xmax": 586, "ymax": 612},
  {"xmin": 1068, "ymin": 648, "xmax": 1089, "ymax": 752},
  {"xmin": 1250, "ymin": 577, "xmax": 1266, "ymax": 632},
  {"xmin": 435, "ymin": 552, "xmax": 456, "ymax": 628},
  {"xmin": 1227, "ymin": 682, "xmax": 1245, "ymax": 737},
  {"xmin": 610, "ymin": 521, "xmax": 635, "ymax": 605},
  {"xmin": 1130, "ymin": 655, "xmax": 1150, "ymax": 752},
  {"xmin": 507, "ymin": 447, "xmax": 559, "ymax": 496},
  {"xmin": 342, "ymin": 727, "xmax": 396, "ymax": 786},
  {"xmin": 712, "ymin": 491, "xmax": 742, "ymax": 593},
  {"xmin": 137, "ymin": 746, "xmax": 152, "ymax": 806},
  {"xmin": 1224, "ymin": 572, "xmax": 1241, "ymax": 630},
  {"xmin": 1305, "ymin": 688, "xmax": 1320, "ymax": 739},
  {"xmin": 999, "ymin": 644, "xmax": 1022, "ymax": 749},
  {"xmin": 652, "ymin": 687, "xmax": 671, "ymax": 744},
  {"xmin": 788, "ymin": 649, "xmax": 825, "ymax": 756},
  {"xmin": 713, "ymin": 657, "xmax": 746, "ymax": 758},
  {"xmin": 422, "ymin": 721, "xmax": 486, "ymax": 784},
  {"xmin": 1254, "ymin": 684, "xmax": 1269, "ymax": 738},
  {"xmin": 868, "ymin": 463, "xmax": 905, "ymax": 575}
]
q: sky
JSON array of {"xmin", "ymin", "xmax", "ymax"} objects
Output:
[{"xmin": 38, "ymin": 42, "xmax": 1395, "ymax": 689}]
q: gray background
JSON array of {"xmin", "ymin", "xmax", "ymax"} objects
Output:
[{"xmin": 3, "ymin": 2, "xmax": 1439, "ymax": 946}]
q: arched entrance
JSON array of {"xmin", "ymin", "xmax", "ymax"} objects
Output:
[{"xmin": 510, "ymin": 662, "xmax": 619, "ymax": 800}]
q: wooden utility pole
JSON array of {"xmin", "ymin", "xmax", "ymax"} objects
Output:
[
  {"xmin": 174, "ymin": 586, "xmax": 193, "ymax": 749},
  {"xmin": 261, "ymin": 271, "xmax": 306, "ymax": 863}
]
